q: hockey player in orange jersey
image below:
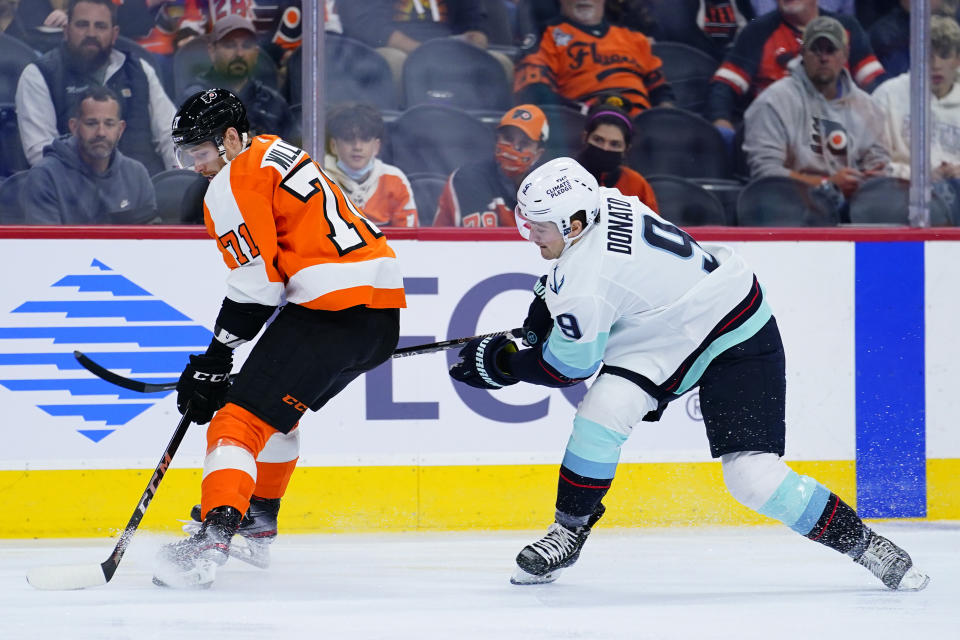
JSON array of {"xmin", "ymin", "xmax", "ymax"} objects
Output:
[{"xmin": 153, "ymin": 89, "xmax": 406, "ymax": 589}]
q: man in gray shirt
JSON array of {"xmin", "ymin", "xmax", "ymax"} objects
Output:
[
  {"xmin": 743, "ymin": 15, "xmax": 890, "ymax": 213},
  {"xmin": 20, "ymin": 85, "xmax": 157, "ymax": 224}
]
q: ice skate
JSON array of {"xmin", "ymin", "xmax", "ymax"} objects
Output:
[
  {"xmin": 853, "ymin": 531, "xmax": 930, "ymax": 591},
  {"xmin": 154, "ymin": 506, "xmax": 241, "ymax": 589},
  {"xmin": 511, "ymin": 503, "xmax": 605, "ymax": 585},
  {"xmin": 183, "ymin": 496, "xmax": 279, "ymax": 569}
]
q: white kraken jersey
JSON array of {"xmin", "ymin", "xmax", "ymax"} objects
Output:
[{"xmin": 541, "ymin": 188, "xmax": 772, "ymax": 398}]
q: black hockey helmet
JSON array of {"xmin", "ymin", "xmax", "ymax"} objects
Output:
[{"xmin": 171, "ymin": 89, "xmax": 249, "ymax": 167}]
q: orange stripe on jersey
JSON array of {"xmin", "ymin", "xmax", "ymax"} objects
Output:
[
  {"xmin": 298, "ymin": 285, "xmax": 407, "ymax": 311},
  {"xmin": 203, "ymin": 136, "xmax": 406, "ymax": 311}
]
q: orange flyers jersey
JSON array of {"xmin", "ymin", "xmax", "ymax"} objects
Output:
[
  {"xmin": 324, "ymin": 158, "xmax": 418, "ymax": 227},
  {"xmin": 514, "ymin": 19, "xmax": 667, "ymax": 115},
  {"xmin": 203, "ymin": 136, "xmax": 406, "ymax": 312}
]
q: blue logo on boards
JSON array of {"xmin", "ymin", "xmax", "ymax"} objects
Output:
[{"xmin": 0, "ymin": 260, "xmax": 211, "ymax": 442}]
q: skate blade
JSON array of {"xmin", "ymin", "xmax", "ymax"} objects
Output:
[
  {"xmin": 152, "ymin": 558, "xmax": 218, "ymax": 590},
  {"xmin": 181, "ymin": 521, "xmax": 271, "ymax": 569},
  {"xmin": 897, "ymin": 566, "xmax": 931, "ymax": 591},
  {"xmin": 229, "ymin": 536, "xmax": 271, "ymax": 569},
  {"xmin": 510, "ymin": 566, "xmax": 562, "ymax": 585}
]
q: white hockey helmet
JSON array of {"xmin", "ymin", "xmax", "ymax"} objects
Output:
[{"xmin": 515, "ymin": 157, "xmax": 600, "ymax": 248}]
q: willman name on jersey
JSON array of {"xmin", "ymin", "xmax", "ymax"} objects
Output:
[
  {"xmin": 261, "ymin": 138, "xmax": 303, "ymax": 175},
  {"xmin": 606, "ymin": 196, "xmax": 634, "ymax": 255}
]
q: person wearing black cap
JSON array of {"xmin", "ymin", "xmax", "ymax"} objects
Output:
[
  {"xmin": 179, "ymin": 14, "xmax": 299, "ymax": 145},
  {"xmin": 576, "ymin": 94, "xmax": 659, "ymax": 213}
]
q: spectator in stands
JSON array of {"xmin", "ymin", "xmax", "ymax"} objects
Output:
[
  {"xmin": 180, "ymin": 15, "xmax": 299, "ymax": 145},
  {"xmin": 873, "ymin": 14, "xmax": 960, "ymax": 217},
  {"xmin": 514, "ymin": 0, "xmax": 674, "ymax": 118},
  {"xmin": 742, "ymin": 16, "xmax": 890, "ymax": 219},
  {"xmin": 651, "ymin": 0, "xmax": 755, "ymax": 61},
  {"xmin": 0, "ymin": 0, "xmax": 29, "ymax": 43},
  {"xmin": 575, "ymin": 94, "xmax": 658, "ymax": 211},
  {"xmin": 515, "ymin": 0, "xmax": 663, "ymax": 48},
  {"xmin": 707, "ymin": 0, "xmax": 884, "ymax": 142},
  {"xmin": 175, "ymin": 0, "xmax": 314, "ymax": 67},
  {"xmin": 869, "ymin": 0, "xmax": 960, "ymax": 78},
  {"xmin": 434, "ymin": 104, "xmax": 548, "ymax": 227},
  {"xmin": 751, "ymin": 0, "xmax": 854, "ymax": 16},
  {"xmin": 15, "ymin": 0, "xmax": 176, "ymax": 175},
  {"xmin": 323, "ymin": 103, "xmax": 418, "ymax": 227},
  {"xmin": 338, "ymin": 0, "xmax": 498, "ymax": 84},
  {"xmin": 20, "ymin": 85, "xmax": 157, "ymax": 225}
]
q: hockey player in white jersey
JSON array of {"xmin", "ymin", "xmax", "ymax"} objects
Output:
[{"xmin": 448, "ymin": 157, "xmax": 929, "ymax": 591}]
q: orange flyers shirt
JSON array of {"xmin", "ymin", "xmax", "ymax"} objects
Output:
[
  {"xmin": 514, "ymin": 19, "xmax": 667, "ymax": 116},
  {"xmin": 203, "ymin": 136, "xmax": 406, "ymax": 312}
]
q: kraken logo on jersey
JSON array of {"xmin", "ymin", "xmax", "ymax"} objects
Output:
[{"xmin": 549, "ymin": 264, "xmax": 565, "ymax": 294}]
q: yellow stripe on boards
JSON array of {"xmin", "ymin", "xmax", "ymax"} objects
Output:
[{"xmin": 2, "ymin": 459, "xmax": 956, "ymax": 539}]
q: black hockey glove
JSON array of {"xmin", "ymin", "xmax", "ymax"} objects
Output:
[
  {"xmin": 522, "ymin": 275, "xmax": 552, "ymax": 347},
  {"xmin": 449, "ymin": 335, "xmax": 519, "ymax": 390},
  {"xmin": 176, "ymin": 353, "xmax": 232, "ymax": 424}
]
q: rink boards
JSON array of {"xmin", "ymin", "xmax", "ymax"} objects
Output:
[{"xmin": 0, "ymin": 228, "xmax": 958, "ymax": 537}]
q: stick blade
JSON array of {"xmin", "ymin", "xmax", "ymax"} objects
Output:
[{"xmin": 26, "ymin": 563, "xmax": 107, "ymax": 590}]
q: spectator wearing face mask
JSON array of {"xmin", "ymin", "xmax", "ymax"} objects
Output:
[
  {"xmin": 576, "ymin": 94, "xmax": 658, "ymax": 212},
  {"xmin": 433, "ymin": 104, "xmax": 548, "ymax": 227},
  {"xmin": 324, "ymin": 102, "xmax": 418, "ymax": 227}
]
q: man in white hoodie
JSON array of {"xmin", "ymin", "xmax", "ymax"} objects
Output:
[
  {"xmin": 743, "ymin": 15, "xmax": 890, "ymax": 220},
  {"xmin": 872, "ymin": 15, "xmax": 960, "ymax": 188}
]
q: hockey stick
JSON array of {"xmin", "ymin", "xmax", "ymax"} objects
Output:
[
  {"xmin": 73, "ymin": 327, "xmax": 525, "ymax": 392},
  {"xmin": 26, "ymin": 407, "xmax": 193, "ymax": 590},
  {"xmin": 390, "ymin": 327, "xmax": 524, "ymax": 358}
]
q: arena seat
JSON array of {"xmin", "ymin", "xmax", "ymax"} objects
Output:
[
  {"xmin": 849, "ymin": 177, "xmax": 952, "ymax": 226},
  {"xmin": 0, "ymin": 32, "xmax": 39, "ymax": 104},
  {"xmin": 0, "ymin": 170, "xmax": 29, "ymax": 224},
  {"xmin": 151, "ymin": 169, "xmax": 209, "ymax": 224},
  {"xmin": 402, "ymin": 38, "xmax": 511, "ymax": 111},
  {"xmin": 628, "ymin": 107, "xmax": 731, "ymax": 180},
  {"xmin": 407, "ymin": 173, "xmax": 447, "ymax": 226},
  {"xmin": 387, "ymin": 105, "xmax": 495, "ymax": 176},
  {"xmin": 0, "ymin": 103, "xmax": 29, "ymax": 178},
  {"xmin": 646, "ymin": 174, "xmax": 727, "ymax": 226},
  {"xmin": 288, "ymin": 35, "xmax": 399, "ymax": 111},
  {"xmin": 736, "ymin": 176, "xmax": 837, "ymax": 227},
  {"xmin": 651, "ymin": 41, "xmax": 719, "ymax": 116},
  {"xmin": 539, "ymin": 104, "xmax": 586, "ymax": 162}
]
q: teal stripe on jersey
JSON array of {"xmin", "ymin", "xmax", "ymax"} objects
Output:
[
  {"xmin": 758, "ymin": 470, "xmax": 831, "ymax": 534},
  {"xmin": 543, "ymin": 331, "xmax": 608, "ymax": 379},
  {"xmin": 562, "ymin": 449, "xmax": 619, "ymax": 479},
  {"xmin": 674, "ymin": 298, "xmax": 772, "ymax": 396},
  {"xmin": 564, "ymin": 415, "xmax": 628, "ymax": 466}
]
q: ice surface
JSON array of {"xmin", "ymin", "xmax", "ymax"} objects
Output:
[{"xmin": 1, "ymin": 522, "xmax": 956, "ymax": 639}]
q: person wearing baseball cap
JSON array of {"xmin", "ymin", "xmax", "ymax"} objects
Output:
[
  {"xmin": 742, "ymin": 13, "xmax": 891, "ymax": 223},
  {"xmin": 179, "ymin": 14, "xmax": 300, "ymax": 145},
  {"xmin": 433, "ymin": 104, "xmax": 549, "ymax": 227}
]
